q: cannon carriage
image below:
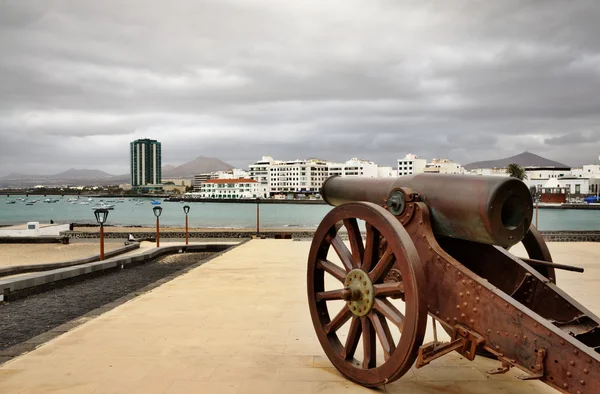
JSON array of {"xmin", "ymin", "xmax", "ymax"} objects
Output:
[{"xmin": 307, "ymin": 174, "xmax": 599, "ymax": 393}]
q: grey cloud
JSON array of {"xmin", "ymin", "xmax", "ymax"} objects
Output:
[
  {"xmin": 545, "ymin": 131, "xmax": 600, "ymax": 146},
  {"xmin": 1, "ymin": 0, "xmax": 600, "ymax": 176}
]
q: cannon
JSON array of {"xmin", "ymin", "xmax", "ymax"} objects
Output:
[{"xmin": 307, "ymin": 174, "xmax": 599, "ymax": 392}]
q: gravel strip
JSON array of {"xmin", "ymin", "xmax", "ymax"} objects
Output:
[{"xmin": 0, "ymin": 252, "xmax": 212, "ymax": 351}]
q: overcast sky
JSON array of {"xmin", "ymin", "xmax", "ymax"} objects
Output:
[{"xmin": 1, "ymin": 0, "xmax": 600, "ymax": 176}]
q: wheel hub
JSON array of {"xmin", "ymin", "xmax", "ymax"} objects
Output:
[{"xmin": 343, "ymin": 269, "xmax": 374, "ymax": 317}]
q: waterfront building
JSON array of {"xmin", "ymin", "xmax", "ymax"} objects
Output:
[
  {"xmin": 423, "ymin": 158, "xmax": 465, "ymax": 174},
  {"xmin": 571, "ymin": 164, "xmax": 600, "ymax": 179},
  {"xmin": 327, "ymin": 158, "xmax": 379, "ymax": 177},
  {"xmin": 377, "ymin": 166, "xmax": 397, "ymax": 178},
  {"xmin": 469, "ymin": 168, "xmax": 509, "ymax": 177},
  {"xmin": 397, "ymin": 154, "xmax": 427, "ymax": 176},
  {"xmin": 130, "ymin": 138, "xmax": 162, "ymax": 190},
  {"xmin": 268, "ymin": 159, "xmax": 329, "ymax": 196},
  {"xmin": 192, "ymin": 169, "xmax": 249, "ymax": 192},
  {"xmin": 248, "ymin": 156, "xmax": 400, "ymax": 197},
  {"xmin": 248, "ymin": 156, "xmax": 273, "ymax": 189},
  {"xmin": 193, "ymin": 178, "xmax": 267, "ymax": 199}
]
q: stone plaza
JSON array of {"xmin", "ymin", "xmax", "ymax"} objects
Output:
[{"xmin": 0, "ymin": 240, "xmax": 599, "ymax": 393}]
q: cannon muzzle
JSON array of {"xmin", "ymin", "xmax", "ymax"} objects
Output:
[{"xmin": 321, "ymin": 174, "xmax": 532, "ymax": 247}]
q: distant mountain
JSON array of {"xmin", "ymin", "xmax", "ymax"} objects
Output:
[
  {"xmin": 464, "ymin": 152, "xmax": 569, "ymax": 170},
  {"xmin": 0, "ymin": 157, "xmax": 235, "ymax": 187},
  {"xmin": 0, "ymin": 169, "xmax": 114, "ymax": 181},
  {"xmin": 52, "ymin": 168, "xmax": 114, "ymax": 179},
  {"xmin": 162, "ymin": 156, "xmax": 234, "ymax": 178}
]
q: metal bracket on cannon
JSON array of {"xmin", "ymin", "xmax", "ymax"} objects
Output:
[{"xmin": 416, "ymin": 324, "xmax": 485, "ymax": 368}]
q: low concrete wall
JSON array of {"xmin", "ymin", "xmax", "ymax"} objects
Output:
[
  {"xmin": 0, "ymin": 224, "xmax": 70, "ymax": 237},
  {"xmin": 0, "ymin": 243, "xmax": 140, "ymax": 278},
  {"xmin": 62, "ymin": 230, "xmax": 314, "ymax": 240},
  {"xmin": 0, "ymin": 236, "xmax": 69, "ymax": 244},
  {"xmin": 0, "ymin": 242, "xmax": 238, "ymax": 301},
  {"xmin": 62, "ymin": 229, "xmax": 600, "ymax": 242},
  {"xmin": 539, "ymin": 231, "xmax": 600, "ymax": 242}
]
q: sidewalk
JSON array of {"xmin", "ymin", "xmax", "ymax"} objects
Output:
[{"xmin": 2, "ymin": 240, "xmax": 598, "ymax": 393}]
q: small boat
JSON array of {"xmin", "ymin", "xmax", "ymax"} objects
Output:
[
  {"xmin": 92, "ymin": 202, "xmax": 115, "ymax": 209},
  {"xmin": 151, "ymin": 200, "xmax": 161, "ymax": 205},
  {"xmin": 80, "ymin": 201, "xmax": 90, "ymax": 205},
  {"xmin": 26, "ymin": 202, "xmax": 34, "ymax": 206},
  {"xmin": 6, "ymin": 200, "xmax": 16, "ymax": 204}
]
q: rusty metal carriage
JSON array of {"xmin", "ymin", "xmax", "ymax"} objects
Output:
[{"xmin": 306, "ymin": 174, "xmax": 599, "ymax": 393}]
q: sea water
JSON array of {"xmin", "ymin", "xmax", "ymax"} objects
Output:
[{"xmin": 0, "ymin": 196, "xmax": 599, "ymax": 230}]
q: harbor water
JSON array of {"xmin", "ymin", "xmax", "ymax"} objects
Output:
[{"xmin": 1, "ymin": 196, "xmax": 599, "ymax": 231}]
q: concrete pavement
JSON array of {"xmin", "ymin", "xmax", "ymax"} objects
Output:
[{"xmin": 1, "ymin": 240, "xmax": 599, "ymax": 393}]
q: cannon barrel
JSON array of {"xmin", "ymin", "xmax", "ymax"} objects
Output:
[{"xmin": 321, "ymin": 174, "xmax": 533, "ymax": 247}]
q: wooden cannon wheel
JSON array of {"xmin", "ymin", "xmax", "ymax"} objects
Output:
[{"xmin": 307, "ymin": 202, "xmax": 428, "ymax": 387}]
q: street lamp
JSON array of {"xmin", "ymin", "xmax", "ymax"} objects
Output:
[
  {"xmin": 153, "ymin": 206, "xmax": 162, "ymax": 247},
  {"xmin": 256, "ymin": 197, "xmax": 261, "ymax": 237},
  {"xmin": 183, "ymin": 205, "xmax": 190, "ymax": 245},
  {"xmin": 94, "ymin": 208, "xmax": 109, "ymax": 260}
]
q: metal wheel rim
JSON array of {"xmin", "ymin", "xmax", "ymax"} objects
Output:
[
  {"xmin": 307, "ymin": 202, "xmax": 428, "ymax": 387},
  {"xmin": 521, "ymin": 225, "xmax": 556, "ymax": 283}
]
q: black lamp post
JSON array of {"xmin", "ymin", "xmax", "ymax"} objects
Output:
[
  {"xmin": 183, "ymin": 205, "xmax": 190, "ymax": 245},
  {"xmin": 256, "ymin": 197, "xmax": 261, "ymax": 237},
  {"xmin": 153, "ymin": 206, "xmax": 162, "ymax": 247},
  {"xmin": 94, "ymin": 208, "xmax": 109, "ymax": 260}
]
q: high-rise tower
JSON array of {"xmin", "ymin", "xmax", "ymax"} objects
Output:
[{"xmin": 130, "ymin": 138, "xmax": 162, "ymax": 188}]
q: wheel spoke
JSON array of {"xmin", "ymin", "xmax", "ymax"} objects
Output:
[
  {"xmin": 369, "ymin": 312, "xmax": 396, "ymax": 361},
  {"xmin": 360, "ymin": 223, "xmax": 379, "ymax": 272},
  {"xmin": 361, "ymin": 316, "xmax": 377, "ymax": 369},
  {"xmin": 342, "ymin": 316, "xmax": 361, "ymax": 360},
  {"xmin": 343, "ymin": 219, "xmax": 364, "ymax": 269},
  {"xmin": 326, "ymin": 232, "xmax": 353, "ymax": 272},
  {"xmin": 369, "ymin": 246, "xmax": 395, "ymax": 283},
  {"xmin": 324, "ymin": 305, "xmax": 352, "ymax": 334},
  {"xmin": 374, "ymin": 282, "xmax": 405, "ymax": 297},
  {"xmin": 316, "ymin": 289, "xmax": 346, "ymax": 302},
  {"xmin": 316, "ymin": 259, "xmax": 346, "ymax": 283},
  {"xmin": 374, "ymin": 298, "xmax": 405, "ymax": 331}
]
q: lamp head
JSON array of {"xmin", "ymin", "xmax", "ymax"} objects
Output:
[
  {"xmin": 94, "ymin": 208, "xmax": 109, "ymax": 225},
  {"xmin": 153, "ymin": 206, "xmax": 163, "ymax": 218},
  {"xmin": 183, "ymin": 205, "xmax": 190, "ymax": 214}
]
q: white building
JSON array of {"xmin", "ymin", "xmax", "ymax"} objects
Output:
[
  {"xmin": 377, "ymin": 166, "xmax": 397, "ymax": 178},
  {"xmin": 248, "ymin": 156, "xmax": 397, "ymax": 197},
  {"xmin": 423, "ymin": 158, "xmax": 465, "ymax": 174},
  {"xmin": 268, "ymin": 159, "xmax": 329, "ymax": 195},
  {"xmin": 525, "ymin": 167, "xmax": 571, "ymax": 180},
  {"xmin": 327, "ymin": 158, "xmax": 379, "ymax": 178},
  {"xmin": 525, "ymin": 177, "xmax": 600, "ymax": 196},
  {"xmin": 193, "ymin": 169, "xmax": 250, "ymax": 192},
  {"xmin": 248, "ymin": 156, "xmax": 273, "ymax": 188},
  {"xmin": 470, "ymin": 168, "xmax": 509, "ymax": 177},
  {"xmin": 571, "ymin": 164, "xmax": 600, "ymax": 178},
  {"xmin": 397, "ymin": 154, "xmax": 427, "ymax": 176},
  {"xmin": 193, "ymin": 178, "xmax": 267, "ymax": 199}
]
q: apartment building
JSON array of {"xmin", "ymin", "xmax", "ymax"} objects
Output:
[
  {"xmin": 192, "ymin": 169, "xmax": 249, "ymax": 191},
  {"xmin": 130, "ymin": 138, "xmax": 162, "ymax": 189},
  {"xmin": 196, "ymin": 178, "xmax": 267, "ymax": 199},
  {"xmin": 268, "ymin": 159, "xmax": 329, "ymax": 195},
  {"xmin": 397, "ymin": 154, "xmax": 427, "ymax": 176},
  {"xmin": 327, "ymin": 158, "xmax": 379, "ymax": 177},
  {"xmin": 423, "ymin": 158, "xmax": 465, "ymax": 174}
]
